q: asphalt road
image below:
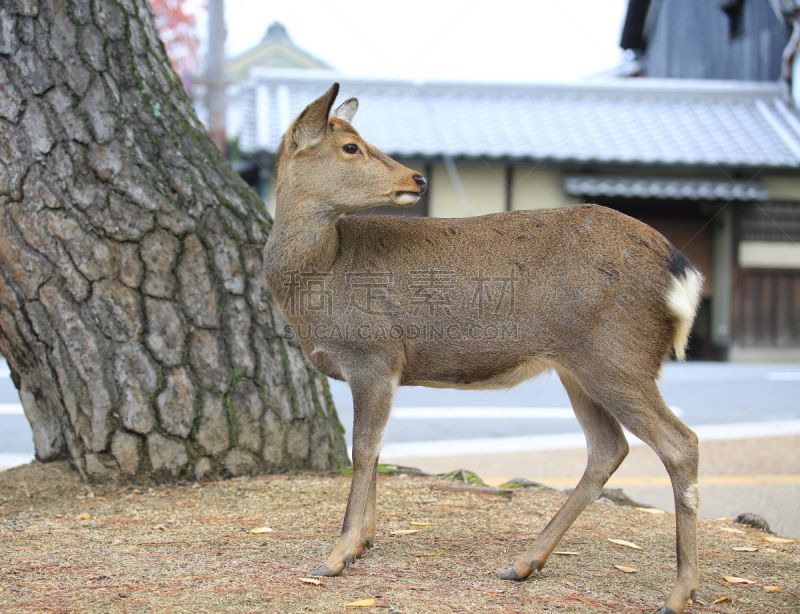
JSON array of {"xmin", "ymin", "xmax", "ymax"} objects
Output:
[
  {"xmin": 2, "ymin": 358, "xmax": 799, "ymax": 536},
  {"xmin": 2, "ymin": 358, "xmax": 799, "ymax": 461},
  {"xmin": 330, "ymin": 362, "xmax": 800, "ymax": 447}
]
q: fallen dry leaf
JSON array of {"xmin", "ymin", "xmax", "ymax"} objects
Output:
[
  {"xmin": 762, "ymin": 536, "xmax": 793, "ymax": 544},
  {"xmin": 635, "ymin": 507, "xmax": 666, "ymax": 515},
  {"xmin": 250, "ymin": 526, "xmax": 273, "ymax": 534},
  {"xmin": 732, "ymin": 547, "xmax": 759, "ymax": 552},
  {"xmin": 614, "ymin": 565, "xmax": 639, "ymax": 573},
  {"xmin": 408, "ymin": 521, "xmax": 436, "ymax": 527},
  {"xmin": 723, "ymin": 576, "xmax": 755, "ymax": 584},
  {"xmin": 75, "ymin": 513, "xmax": 90, "ymax": 521},
  {"xmin": 713, "ymin": 595, "xmax": 732, "ymax": 604},
  {"xmin": 608, "ymin": 538, "xmax": 644, "ymax": 550},
  {"xmin": 346, "ymin": 598, "xmax": 376, "ymax": 607},
  {"xmin": 553, "ymin": 551, "xmax": 581, "ymax": 556},
  {"xmin": 298, "ymin": 578, "xmax": 322, "ymax": 586},
  {"xmin": 152, "ymin": 524, "xmax": 166, "ymax": 531},
  {"xmin": 389, "ymin": 530, "xmax": 418, "ymax": 536},
  {"xmin": 764, "ymin": 586, "xmax": 781, "ymax": 592},
  {"xmin": 719, "ymin": 527, "xmax": 746, "ymax": 534}
]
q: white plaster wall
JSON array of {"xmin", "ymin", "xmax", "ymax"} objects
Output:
[
  {"xmin": 739, "ymin": 241, "xmax": 800, "ymax": 269},
  {"xmin": 761, "ymin": 175, "xmax": 800, "ymax": 201},
  {"xmin": 428, "ymin": 163, "xmax": 506, "ymax": 218},
  {"xmin": 509, "ymin": 167, "xmax": 574, "ymax": 211}
]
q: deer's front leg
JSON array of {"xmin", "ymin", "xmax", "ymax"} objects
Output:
[{"xmin": 312, "ymin": 374, "xmax": 395, "ymax": 576}]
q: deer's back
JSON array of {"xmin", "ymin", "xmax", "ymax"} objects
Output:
[
  {"xmin": 335, "ymin": 204, "xmax": 674, "ymax": 294},
  {"xmin": 326, "ymin": 205, "xmax": 678, "ymax": 383}
]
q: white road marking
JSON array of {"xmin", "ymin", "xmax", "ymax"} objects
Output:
[
  {"xmin": 377, "ymin": 432, "xmax": 588, "ymax": 459},
  {"xmin": 392, "ymin": 407, "xmax": 575, "ymax": 419},
  {"xmin": 377, "ymin": 419, "xmax": 800, "ymax": 459},
  {"xmin": 768, "ymin": 372, "xmax": 800, "ymax": 381},
  {"xmin": 0, "ymin": 453, "xmax": 35, "ymax": 470},
  {"xmin": 391, "ymin": 406, "xmax": 683, "ymax": 419}
]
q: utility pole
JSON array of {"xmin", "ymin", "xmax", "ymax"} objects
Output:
[{"xmin": 207, "ymin": 0, "xmax": 227, "ymax": 155}]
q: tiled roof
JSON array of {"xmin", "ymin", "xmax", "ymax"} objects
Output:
[
  {"xmin": 564, "ymin": 175, "xmax": 770, "ymax": 201},
  {"xmin": 229, "ymin": 69, "xmax": 800, "ymax": 169}
]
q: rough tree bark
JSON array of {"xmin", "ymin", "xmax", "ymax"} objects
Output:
[{"xmin": 0, "ymin": 0, "xmax": 349, "ymax": 481}]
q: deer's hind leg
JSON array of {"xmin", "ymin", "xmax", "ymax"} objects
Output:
[
  {"xmin": 502, "ymin": 368, "xmax": 629, "ymax": 580},
  {"xmin": 572, "ymin": 369, "xmax": 700, "ymax": 614}
]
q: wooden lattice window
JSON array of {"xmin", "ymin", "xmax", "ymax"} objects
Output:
[{"xmin": 739, "ymin": 202, "xmax": 800, "ymax": 243}]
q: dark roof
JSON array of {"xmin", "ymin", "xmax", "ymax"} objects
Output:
[
  {"xmin": 261, "ymin": 22, "xmax": 292, "ymax": 45},
  {"xmin": 232, "ymin": 71, "xmax": 800, "ymax": 169}
]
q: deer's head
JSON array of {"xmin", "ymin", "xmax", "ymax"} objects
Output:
[{"xmin": 275, "ymin": 83, "xmax": 426, "ymax": 218}]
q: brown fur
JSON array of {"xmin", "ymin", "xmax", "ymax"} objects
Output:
[{"xmin": 263, "ymin": 84, "xmax": 703, "ymax": 614}]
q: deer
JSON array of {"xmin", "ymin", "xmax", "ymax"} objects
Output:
[{"xmin": 263, "ymin": 83, "xmax": 704, "ymax": 614}]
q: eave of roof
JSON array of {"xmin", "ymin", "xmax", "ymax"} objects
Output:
[
  {"xmin": 564, "ymin": 175, "xmax": 770, "ymax": 201},
  {"xmin": 245, "ymin": 69, "xmax": 786, "ymax": 98},
  {"xmin": 227, "ymin": 41, "xmax": 331, "ymax": 80}
]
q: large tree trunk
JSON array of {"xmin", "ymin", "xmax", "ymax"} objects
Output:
[{"xmin": 0, "ymin": 0, "xmax": 348, "ymax": 481}]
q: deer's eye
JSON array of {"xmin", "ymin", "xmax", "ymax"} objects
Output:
[{"xmin": 343, "ymin": 144, "xmax": 359, "ymax": 154}]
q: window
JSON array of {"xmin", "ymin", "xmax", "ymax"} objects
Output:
[{"xmin": 723, "ymin": 0, "xmax": 745, "ymax": 39}]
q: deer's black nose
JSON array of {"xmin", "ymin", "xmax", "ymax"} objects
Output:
[{"xmin": 414, "ymin": 174, "xmax": 427, "ymax": 194}]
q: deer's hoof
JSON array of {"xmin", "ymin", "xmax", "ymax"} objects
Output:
[
  {"xmin": 655, "ymin": 608, "xmax": 677, "ymax": 614},
  {"xmin": 365, "ymin": 538, "xmax": 373, "ymax": 550},
  {"xmin": 500, "ymin": 567, "xmax": 528, "ymax": 581},
  {"xmin": 311, "ymin": 564, "xmax": 340, "ymax": 577}
]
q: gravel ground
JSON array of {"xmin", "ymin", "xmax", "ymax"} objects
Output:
[{"xmin": 0, "ymin": 461, "xmax": 798, "ymax": 613}]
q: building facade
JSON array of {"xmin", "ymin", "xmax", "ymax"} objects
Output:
[
  {"xmin": 621, "ymin": 0, "xmax": 793, "ymax": 81},
  {"xmin": 225, "ymin": 21, "xmax": 800, "ymax": 361}
]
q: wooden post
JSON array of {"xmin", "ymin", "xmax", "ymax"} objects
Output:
[{"xmin": 207, "ymin": 0, "xmax": 227, "ymax": 155}]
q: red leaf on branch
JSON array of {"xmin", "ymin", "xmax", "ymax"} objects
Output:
[{"xmin": 150, "ymin": 0, "xmax": 204, "ymax": 90}]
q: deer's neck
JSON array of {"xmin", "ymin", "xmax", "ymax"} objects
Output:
[{"xmin": 264, "ymin": 197, "xmax": 340, "ymax": 287}]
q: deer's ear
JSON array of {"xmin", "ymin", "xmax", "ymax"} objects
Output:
[
  {"xmin": 332, "ymin": 97, "xmax": 358, "ymax": 123},
  {"xmin": 286, "ymin": 83, "xmax": 339, "ymax": 153}
]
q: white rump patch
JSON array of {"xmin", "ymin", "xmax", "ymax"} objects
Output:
[{"xmin": 665, "ymin": 269, "xmax": 703, "ymax": 361}]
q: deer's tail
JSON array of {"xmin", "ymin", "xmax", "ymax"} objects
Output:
[{"xmin": 664, "ymin": 249, "xmax": 704, "ymax": 362}]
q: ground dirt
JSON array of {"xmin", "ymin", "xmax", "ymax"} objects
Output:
[{"xmin": 1, "ymin": 462, "xmax": 797, "ymax": 613}]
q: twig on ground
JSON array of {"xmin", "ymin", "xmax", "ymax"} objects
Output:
[{"xmin": 426, "ymin": 483, "xmax": 513, "ymax": 500}]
